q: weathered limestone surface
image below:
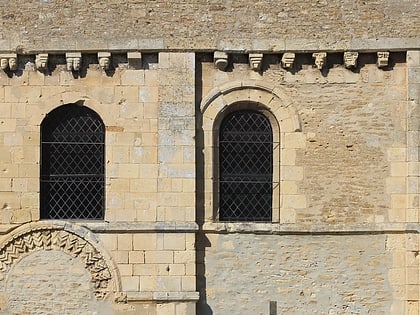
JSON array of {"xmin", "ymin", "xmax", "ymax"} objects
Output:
[
  {"xmin": 198, "ymin": 234, "xmax": 392, "ymax": 315},
  {"xmin": 0, "ymin": 1, "xmax": 418, "ymax": 52}
]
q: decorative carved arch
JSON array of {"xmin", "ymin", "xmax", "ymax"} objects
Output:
[
  {"xmin": 199, "ymin": 80, "xmax": 302, "ymax": 223},
  {"xmin": 200, "ymin": 80, "xmax": 301, "ymax": 133},
  {"xmin": 0, "ymin": 222, "xmax": 121, "ymax": 300}
]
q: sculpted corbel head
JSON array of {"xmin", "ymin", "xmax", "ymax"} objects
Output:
[
  {"xmin": 344, "ymin": 52, "xmax": 358, "ymax": 69},
  {"xmin": 72, "ymin": 57, "xmax": 81, "ymax": 71},
  {"xmin": 99, "ymin": 57, "xmax": 110, "ymax": 70},
  {"xmin": 0, "ymin": 58, "xmax": 8, "ymax": 70},
  {"xmin": 8, "ymin": 57, "xmax": 17, "ymax": 71},
  {"xmin": 312, "ymin": 52, "xmax": 327, "ymax": 70},
  {"xmin": 35, "ymin": 54, "xmax": 49, "ymax": 71}
]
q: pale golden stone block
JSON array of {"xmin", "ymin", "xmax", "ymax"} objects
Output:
[
  {"xmin": 98, "ymin": 234, "xmax": 118, "ymax": 251},
  {"xmin": 387, "ymin": 148, "xmax": 406, "ymax": 162},
  {"xmin": 144, "ymin": 251, "xmax": 173, "ymax": 264},
  {"xmin": 134, "ymin": 234, "xmax": 157, "ymax": 251},
  {"xmin": 119, "ymin": 164, "xmax": 139, "ymax": 178},
  {"xmin": 185, "ymin": 263, "xmax": 196, "ymax": 276},
  {"xmin": 130, "ymin": 178, "xmax": 154, "ymax": 193},
  {"xmin": 136, "ymin": 209, "xmax": 157, "ymax": 222},
  {"xmin": 0, "ymin": 163, "xmax": 19, "ymax": 177},
  {"xmin": 390, "ymin": 162, "xmax": 407, "ymax": 176},
  {"xmin": 11, "ymin": 209, "xmax": 31, "ymax": 223},
  {"xmin": 0, "ymin": 118, "xmax": 16, "ymax": 132},
  {"xmin": 407, "ymin": 268, "xmax": 420, "ymax": 284},
  {"xmin": 110, "ymin": 178, "xmax": 130, "ymax": 191},
  {"xmin": 386, "ymin": 177, "xmax": 406, "ymax": 194},
  {"xmin": 157, "ymin": 276, "xmax": 181, "ymax": 291},
  {"xmin": 283, "ymin": 132, "xmax": 306, "ymax": 149},
  {"xmin": 391, "ymin": 194, "xmax": 407, "ymax": 209},
  {"xmin": 282, "ymin": 166, "xmax": 304, "ymax": 181},
  {"xmin": 112, "ymin": 250, "xmax": 129, "ymax": 264},
  {"xmin": 164, "ymin": 234, "xmax": 186, "ymax": 251},
  {"xmin": 280, "ymin": 208, "xmax": 296, "ymax": 224},
  {"xmin": 282, "ymin": 194, "xmax": 306, "ymax": 209},
  {"xmin": 407, "ymin": 301, "xmax": 419, "ymax": 315},
  {"xmin": 140, "ymin": 275, "xmax": 158, "ymax": 291},
  {"xmin": 121, "ymin": 275, "xmax": 139, "ymax": 291},
  {"xmin": 133, "ymin": 264, "xmax": 158, "ymax": 276},
  {"xmin": 280, "ymin": 181, "xmax": 298, "ymax": 194},
  {"xmin": 0, "ymin": 178, "xmax": 11, "ymax": 191},
  {"xmin": 119, "ymin": 264, "xmax": 133, "ymax": 276},
  {"xmin": 18, "ymin": 164, "xmax": 38, "ymax": 177},
  {"xmin": 117, "ymin": 234, "xmax": 133, "ymax": 251},
  {"xmin": 119, "ymin": 101, "xmax": 143, "ymax": 119},
  {"xmin": 131, "ymin": 146, "xmax": 157, "ymax": 164},
  {"xmin": 139, "ymin": 86, "xmax": 158, "ymax": 102},
  {"xmin": 281, "ymin": 149, "xmax": 296, "ymax": 166},
  {"xmin": 164, "ymin": 207, "xmax": 185, "ymax": 221},
  {"xmin": 121, "ymin": 69, "xmax": 145, "ymax": 86},
  {"xmin": 174, "ymin": 250, "xmax": 195, "ymax": 264},
  {"xmin": 145, "ymin": 70, "xmax": 158, "ymax": 87},
  {"xmin": 181, "ymin": 276, "xmax": 196, "ymax": 291},
  {"xmin": 116, "ymin": 86, "xmax": 139, "ymax": 102},
  {"xmin": 0, "ymin": 103, "xmax": 11, "ymax": 118},
  {"xmin": 388, "ymin": 208, "xmax": 406, "ymax": 222},
  {"xmin": 143, "ymin": 102, "xmax": 158, "ymax": 119},
  {"xmin": 129, "ymin": 251, "xmax": 145, "ymax": 264},
  {"xmin": 157, "ymin": 263, "xmax": 185, "ymax": 276}
]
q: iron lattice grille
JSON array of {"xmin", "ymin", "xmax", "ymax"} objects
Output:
[
  {"xmin": 40, "ymin": 105, "xmax": 105, "ymax": 219},
  {"xmin": 219, "ymin": 110, "xmax": 273, "ymax": 221}
]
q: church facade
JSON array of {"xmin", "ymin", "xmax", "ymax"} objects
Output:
[{"xmin": 0, "ymin": 1, "xmax": 419, "ymax": 314}]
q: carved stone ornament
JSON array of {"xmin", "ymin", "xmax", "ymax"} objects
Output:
[
  {"xmin": 66, "ymin": 52, "xmax": 82, "ymax": 71},
  {"xmin": 98, "ymin": 52, "xmax": 111, "ymax": 70},
  {"xmin": 377, "ymin": 51, "xmax": 389, "ymax": 68},
  {"xmin": 312, "ymin": 52, "xmax": 327, "ymax": 70},
  {"xmin": 249, "ymin": 53, "xmax": 263, "ymax": 71},
  {"xmin": 0, "ymin": 53, "xmax": 17, "ymax": 71},
  {"xmin": 0, "ymin": 227, "xmax": 112, "ymax": 299},
  {"xmin": 35, "ymin": 53, "xmax": 49, "ymax": 71},
  {"xmin": 281, "ymin": 53, "xmax": 295, "ymax": 69},
  {"xmin": 214, "ymin": 51, "xmax": 229, "ymax": 71},
  {"xmin": 343, "ymin": 51, "xmax": 358, "ymax": 69}
]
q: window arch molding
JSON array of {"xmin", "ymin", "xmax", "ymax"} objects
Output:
[{"xmin": 200, "ymin": 80, "xmax": 302, "ymax": 224}]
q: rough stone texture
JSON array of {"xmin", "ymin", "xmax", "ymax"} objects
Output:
[
  {"xmin": 4, "ymin": 250, "xmax": 101, "ymax": 315},
  {"xmin": 198, "ymin": 233, "xmax": 392, "ymax": 315},
  {"xmin": 0, "ymin": 1, "xmax": 418, "ymax": 51}
]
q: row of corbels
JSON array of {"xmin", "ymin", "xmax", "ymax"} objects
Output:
[
  {"xmin": 0, "ymin": 51, "xmax": 143, "ymax": 72},
  {"xmin": 214, "ymin": 51, "xmax": 390, "ymax": 71}
]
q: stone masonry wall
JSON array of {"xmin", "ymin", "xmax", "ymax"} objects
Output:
[
  {"xmin": 0, "ymin": 1, "xmax": 418, "ymax": 52},
  {"xmin": 198, "ymin": 233, "xmax": 392, "ymax": 315},
  {"xmin": 199, "ymin": 53, "xmax": 407, "ymax": 225}
]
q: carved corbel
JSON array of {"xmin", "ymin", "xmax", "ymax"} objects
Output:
[
  {"xmin": 281, "ymin": 53, "xmax": 295, "ymax": 69},
  {"xmin": 214, "ymin": 51, "xmax": 228, "ymax": 71},
  {"xmin": 66, "ymin": 52, "xmax": 82, "ymax": 71},
  {"xmin": 0, "ymin": 53, "xmax": 18, "ymax": 71},
  {"xmin": 343, "ymin": 51, "xmax": 358, "ymax": 69},
  {"xmin": 377, "ymin": 51, "xmax": 389, "ymax": 68},
  {"xmin": 98, "ymin": 52, "xmax": 111, "ymax": 70},
  {"xmin": 249, "ymin": 53, "xmax": 263, "ymax": 71},
  {"xmin": 312, "ymin": 52, "xmax": 327, "ymax": 70},
  {"xmin": 127, "ymin": 51, "xmax": 142, "ymax": 68},
  {"xmin": 35, "ymin": 53, "xmax": 49, "ymax": 71}
]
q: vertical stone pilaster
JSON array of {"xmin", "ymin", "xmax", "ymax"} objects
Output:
[{"xmin": 405, "ymin": 51, "xmax": 420, "ymax": 314}]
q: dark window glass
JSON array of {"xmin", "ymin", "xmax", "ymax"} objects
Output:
[
  {"xmin": 219, "ymin": 110, "xmax": 273, "ymax": 221},
  {"xmin": 40, "ymin": 104, "xmax": 105, "ymax": 219}
]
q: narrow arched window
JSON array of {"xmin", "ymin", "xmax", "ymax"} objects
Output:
[
  {"xmin": 219, "ymin": 110, "xmax": 273, "ymax": 221},
  {"xmin": 40, "ymin": 104, "xmax": 105, "ymax": 220}
]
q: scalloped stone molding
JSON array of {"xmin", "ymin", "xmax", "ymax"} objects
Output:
[{"xmin": 0, "ymin": 223, "xmax": 119, "ymax": 300}]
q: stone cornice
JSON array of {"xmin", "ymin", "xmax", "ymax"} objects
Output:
[{"xmin": 0, "ymin": 37, "xmax": 418, "ymax": 54}]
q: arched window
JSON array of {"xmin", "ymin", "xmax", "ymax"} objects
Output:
[
  {"xmin": 219, "ymin": 110, "xmax": 273, "ymax": 221},
  {"xmin": 40, "ymin": 104, "xmax": 105, "ymax": 220}
]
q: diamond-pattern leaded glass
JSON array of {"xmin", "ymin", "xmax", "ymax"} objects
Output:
[
  {"xmin": 219, "ymin": 110, "xmax": 273, "ymax": 221},
  {"xmin": 40, "ymin": 104, "xmax": 105, "ymax": 219}
]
